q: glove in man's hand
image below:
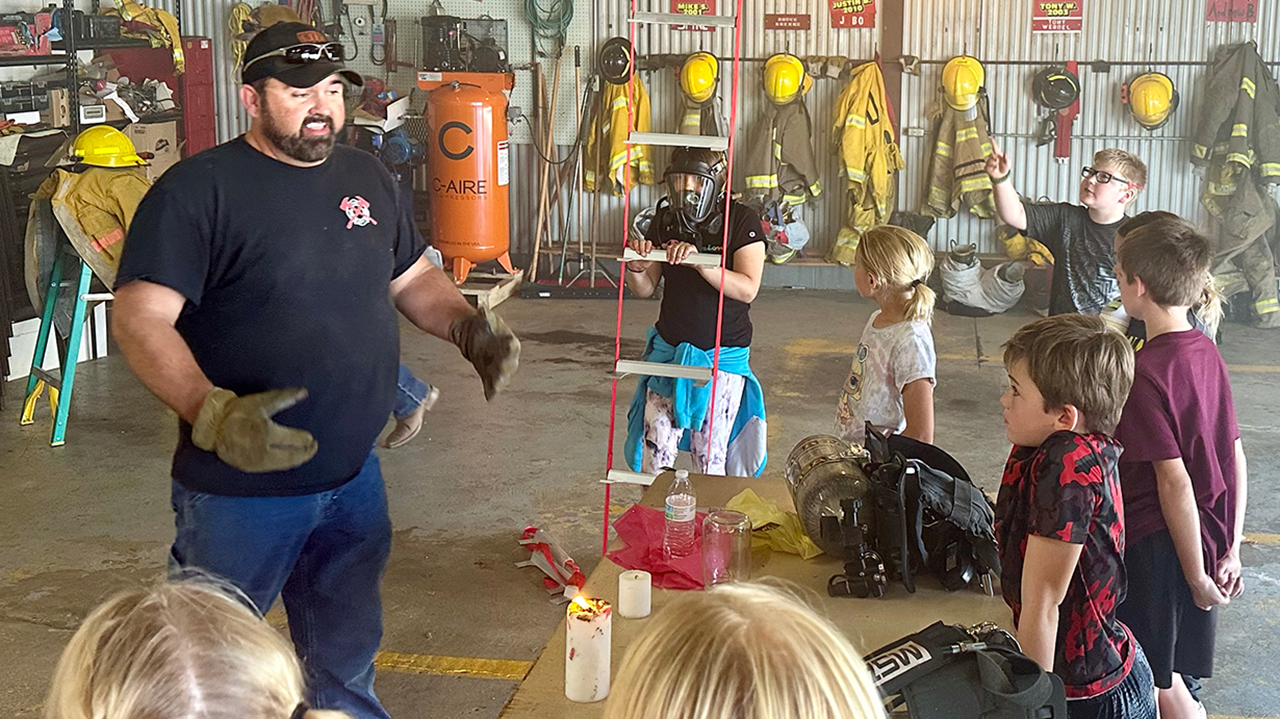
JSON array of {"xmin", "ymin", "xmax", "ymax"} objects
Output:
[
  {"xmin": 191, "ymin": 387, "xmax": 318, "ymax": 473},
  {"xmin": 450, "ymin": 307, "xmax": 520, "ymax": 400}
]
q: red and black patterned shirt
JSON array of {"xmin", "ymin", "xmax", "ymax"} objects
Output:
[{"xmin": 995, "ymin": 431, "xmax": 1135, "ymax": 699}]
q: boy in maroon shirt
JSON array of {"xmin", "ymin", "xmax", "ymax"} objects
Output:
[
  {"xmin": 1113, "ymin": 217, "xmax": 1249, "ymax": 719},
  {"xmin": 996, "ymin": 314, "xmax": 1154, "ymax": 719}
]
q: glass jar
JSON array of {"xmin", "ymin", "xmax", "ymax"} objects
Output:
[{"xmin": 702, "ymin": 509, "xmax": 752, "ymax": 587}]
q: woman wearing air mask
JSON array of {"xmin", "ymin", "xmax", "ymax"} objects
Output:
[{"xmin": 622, "ymin": 147, "xmax": 768, "ymax": 477}]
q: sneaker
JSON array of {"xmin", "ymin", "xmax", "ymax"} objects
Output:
[{"xmin": 384, "ymin": 386, "xmax": 439, "ymax": 449}]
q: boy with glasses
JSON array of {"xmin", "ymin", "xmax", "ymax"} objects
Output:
[{"xmin": 987, "ymin": 147, "xmax": 1147, "ymax": 315}]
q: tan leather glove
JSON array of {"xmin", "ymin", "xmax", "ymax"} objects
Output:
[
  {"xmin": 449, "ymin": 307, "xmax": 520, "ymax": 400},
  {"xmin": 191, "ymin": 387, "xmax": 318, "ymax": 473}
]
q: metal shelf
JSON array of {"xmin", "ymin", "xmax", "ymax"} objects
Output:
[
  {"xmin": 0, "ymin": 55, "xmax": 70, "ymax": 68},
  {"xmin": 52, "ymin": 38, "xmax": 151, "ymax": 51}
]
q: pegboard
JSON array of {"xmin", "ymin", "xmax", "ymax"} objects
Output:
[{"xmin": 337, "ymin": 0, "xmax": 592, "ymax": 145}]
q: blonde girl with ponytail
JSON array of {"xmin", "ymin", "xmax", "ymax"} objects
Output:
[
  {"xmin": 835, "ymin": 225, "xmax": 938, "ymax": 446},
  {"xmin": 46, "ymin": 579, "xmax": 351, "ymax": 719}
]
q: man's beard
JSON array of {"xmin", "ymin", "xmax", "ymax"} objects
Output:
[{"xmin": 261, "ymin": 104, "xmax": 336, "ymax": 163}]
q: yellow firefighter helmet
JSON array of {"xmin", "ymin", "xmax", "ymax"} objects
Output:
[
  {"xmin": 1127, "ymin": 72, "xmax": 1178, "ymax": 130},
  {"xmin": 680, "ymin": 51, "xmax": 718, "ymax": 104},
  {"xmin": 763, "ymin": 53, "xmax": 812, "ymax": 106},
  {"xmin": 942, "ymin": 55, "xmax": 985, "ymax": 111},
  {"xmin": 72, "ymin": 126, "xmax": 147, "ymax": 167}
]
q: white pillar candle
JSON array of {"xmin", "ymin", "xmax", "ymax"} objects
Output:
[
  {"xmin": 617, "ymin": 570, "xmax": 652, "ymax": 619},
  {"xmin": 565, "ymin": 596, "xmax": 611, "ymax": 702}
]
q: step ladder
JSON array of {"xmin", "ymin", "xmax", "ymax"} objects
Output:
[
  {"xmin": 20, "ymin": 249, "xmax": 110, "ymax": 446},
  {"xmin": 598, "ymin": 0, "xmax": 746, "ymax": 553}
]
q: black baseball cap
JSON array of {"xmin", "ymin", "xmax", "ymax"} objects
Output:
[{"xmin": 241, "ymin": 22, "xmax": 363, "ymax": 88}]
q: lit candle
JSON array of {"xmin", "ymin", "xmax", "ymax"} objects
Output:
[
  {"xmin": 565, "ymin": 595, "xmax": 611, "ymax": 702},
  {"xmin": 617, "ymin": 570, "xmax": 651, "ymax": 619}
]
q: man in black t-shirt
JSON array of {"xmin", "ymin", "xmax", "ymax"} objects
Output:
[
  {"xmin": 987, "ymin": 146, "xmax": 1147, "ymax": 315},
  {"xmin": 110, "ymin": 23, "xmax": 518, "ymax": 719}
]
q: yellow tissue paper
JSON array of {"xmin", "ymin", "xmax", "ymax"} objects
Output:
[{"xmin": 725, "ymin": 488, "xmax": 824, "ymax": 560}]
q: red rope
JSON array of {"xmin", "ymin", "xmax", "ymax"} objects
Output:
[
  {"xmin": 601, "ymin": 0, "xmax": 641, "ymax": 557},
  {"xmin": 705, "ymin": 0, "xmax": 746, "ymax": 453}
]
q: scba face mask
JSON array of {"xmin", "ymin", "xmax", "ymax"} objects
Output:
[{"xmin": 666, "ymin": 171, "xmax": 718, "ymax": 228}]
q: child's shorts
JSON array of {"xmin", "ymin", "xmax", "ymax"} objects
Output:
[
  {"xmin": 1067, "ymin": 641, "xmax": 1157, "ymax": 719},
  {"xmin": 1117, "ymin": 529, "xmax": 1217, "ymax": 688}
]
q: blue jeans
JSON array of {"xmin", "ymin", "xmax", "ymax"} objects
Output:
[
  {"xmin": 394, "ymin": 363, "xmax": 431, "ymax": 420},
  {"xmin": 169, "ymin": 451, "xmax": 393, "ymax": 719}
]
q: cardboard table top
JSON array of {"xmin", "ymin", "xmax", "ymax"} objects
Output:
[{"xmin": 500, "ymin": 472, "xmax": 1009, "ymax": 717}]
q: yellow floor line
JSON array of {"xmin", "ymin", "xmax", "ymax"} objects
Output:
[
  {"xmin": 1227, "ymin": 364, "xmax": 1280, "ymax": 373},
  {"xmin": 1245, "ymin": 533, "xmax": 1280, "ymax": 546},
  {"xmin": 374, "ymin": 651, "xmax": 532, "ymax": 681}
]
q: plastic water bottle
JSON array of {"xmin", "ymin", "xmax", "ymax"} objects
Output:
[{"xmin": 663, "ymin": 470, "xmax": 697, "ymax": 559}]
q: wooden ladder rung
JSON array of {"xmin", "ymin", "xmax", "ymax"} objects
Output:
[
  {"xmin": 604, "ymin": 469, "xmax": 658, "ymax": 486},
  {"xmin": 630, "ymin": 11, "xmax": 736, "ymax": 27},
  {"xmin": 620, "ymin": 248, "xmax": 721, "ymax": 268},
  {"xmin": 626, "ymin": 132, "xmax": 729, "ymax": 151},
  {"xmin": 614, "ymin": 360, "xmax": 712, "ymax": 382}
]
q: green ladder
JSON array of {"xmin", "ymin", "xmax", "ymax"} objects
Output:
[{"xmin": 20, "ymin": 249, "xmax": 109, "ymax": 446}]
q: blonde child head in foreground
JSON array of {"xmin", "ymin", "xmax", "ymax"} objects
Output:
[
  {"xmin": 46, "ymin": 579, "xmax": 350, "ymax": 719},
  {"xmin": 603, "ymin": 581, "xmax": 886, "ymax": 719}
]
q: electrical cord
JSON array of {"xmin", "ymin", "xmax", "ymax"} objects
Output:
[
  {"xmin": 369, "ymin": 0, "xmax": 388, "ymax": 65},
  {"xmin": 524, "ymin": 0, "xmax": 571, "ymax": 56},
  {"xmin": 341, "ymin": 4, "xmax": 359, "ymax": 61},
  {"xmin": 520, "ymin": 80, "xmax": 597, "ymax": 165},
  {"xmin": 515, "ymin": 113, "xmax": 577, "ymax": 165}
]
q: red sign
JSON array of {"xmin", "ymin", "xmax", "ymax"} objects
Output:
[
  {"xmin": 671, "ymin": 0, "xmax": 716, "ymax": 31},
  {"xmin": 1207, "ymin": 0, "xmax": 1257, "ymax": 22},
  {"xmin": 765, "ymin": 13, "xmax": 812, "ymax": 30},
  {"xmin": 829, "ymin": 0, "xmax": 875, "ymax": 29},
  {"xmin": 1032, "ymin": 1, "xmax": 1083, "ymax": 33}
]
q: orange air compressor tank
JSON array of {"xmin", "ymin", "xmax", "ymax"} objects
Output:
[{"xmin": 425, "ymin": 82, "xmax": 516, "ymax": 283}]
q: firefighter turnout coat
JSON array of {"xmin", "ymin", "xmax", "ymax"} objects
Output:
[
  {"xmin": 584, "ymin": 78, "xmax": 655, "ymax": 195},
  {"xmin": 743, "ymin": 100, "xmax": 822, "ymax": 207},
  {"xmin": 1191, "ymin": 41, "xmax": 1280, "ymax": 320},
  {"xmin": 924, "ymin": 103, "xmax": 996, "ymax": 220},
  {"xmin": 827, "ymin": 61, "xmax": 905, "ymax": 265}
]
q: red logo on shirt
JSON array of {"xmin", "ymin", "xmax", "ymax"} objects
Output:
[{"xmin": 339, "ymin": 196, "xmax": 378, "ymax": 229}]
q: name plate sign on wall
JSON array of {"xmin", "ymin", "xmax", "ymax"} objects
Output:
[
  {"xmin": 1206, "ymin": 0, "xmax": 1257, "ymax": 22},
  {"xmin": 1032, "ymin": 0, "xmax": 1083, "ymax": 33},
  {"xmin": 830, "ymin": 0, "xmax": 876, "ymax": 29},
  {"xmin": 672, "ymin": 0, "xmax": 715, "ymax": 31},
  {"xmin": 765, "ymin": 13, "xmax": 811, "ymax": 30}
]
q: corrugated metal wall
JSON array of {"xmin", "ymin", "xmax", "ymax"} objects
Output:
[
  {"xmin": 178, "ymin": 0, "xmax": 1280, "ymax": 260},
  {"xmin": 552, "ymin": 0, "xmax": 882, "ymax": 265},
  {"xmin": 166, "ymin": 0, "xmax": 249, "ymax": 141},
  {"xmin": 900, "ymin": 0, "xmax": 1280, "ymax": 252}
]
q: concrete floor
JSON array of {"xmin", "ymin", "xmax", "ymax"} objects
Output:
[{"xmin": 1, "ymin": 290, "xmax": 1278, "ymax": 718}]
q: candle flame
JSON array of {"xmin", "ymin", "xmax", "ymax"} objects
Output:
[{"xmin": 570, "ymin": 595, "xmax": 590, "ymax": 611}]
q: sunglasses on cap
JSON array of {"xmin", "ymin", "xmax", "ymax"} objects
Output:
[
  {"xmin": 244, "ymin": 42, "xmax": 345, "ymax": 72},
  {"xmin": 1081, "ymin": 166, "xmax": 1143, "ymax": 189}
]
